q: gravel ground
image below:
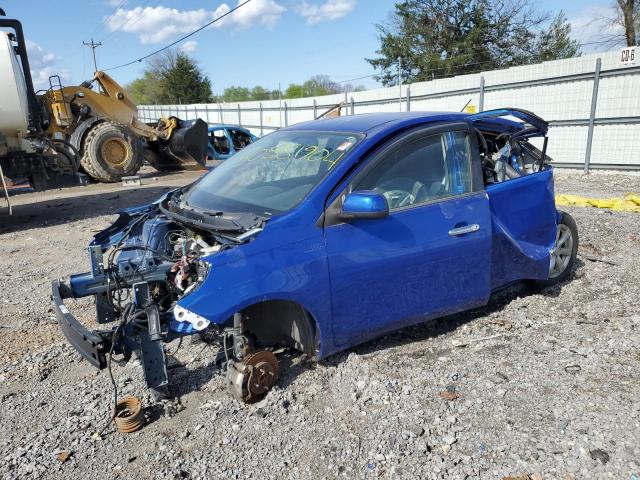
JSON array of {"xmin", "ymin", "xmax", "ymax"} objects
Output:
[{"xmin": 0, "ymin": 169, "xmax": 638, "ymax": 480}]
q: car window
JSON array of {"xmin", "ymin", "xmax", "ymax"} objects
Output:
[
  {"xmin": 183, "ymin": 130, "xmax": 361, "ymax": 215},
  {"xmin": 209, "ymin": 129, "xmax": 230, "ymax": 155},
  {"xmin": 353, "ymin": 130, "xmax": 472, "ymax": 210},
  {"xmin": 230, "ymin": 129, "xmax": 253, "ymax": 150}
]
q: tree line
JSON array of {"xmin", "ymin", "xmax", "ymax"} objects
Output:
[{"xmin": 127, "ymin": 55, "xmax": 363, "ymax": 105}]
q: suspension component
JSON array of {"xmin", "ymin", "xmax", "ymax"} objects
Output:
[{"xmin": 226, "ymin": 350, "xmax": 279, "ymax": 403}]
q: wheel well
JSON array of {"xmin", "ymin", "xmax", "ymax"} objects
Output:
[{"xmin": 241, "ymin": 300, "xmax": 319, "ymax": 358}]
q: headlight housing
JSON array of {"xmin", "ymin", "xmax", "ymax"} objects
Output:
[{"xmin": 173, "ymin": 304, "xmax": 210, "ymax": 331}]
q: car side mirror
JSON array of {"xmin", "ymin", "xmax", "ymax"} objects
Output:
[{"xmin": 340, "ymin": 191, "xmax": 389, "ymax": 220}]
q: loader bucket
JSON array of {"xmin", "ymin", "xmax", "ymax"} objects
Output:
[{"xmin": 145, "ymin": 118, "xmax": 208, "ymax": 171}]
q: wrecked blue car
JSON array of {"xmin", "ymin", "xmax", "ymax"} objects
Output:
[
  {"xmin": 53, "ymin": 109, "xmax": 578, "ymax": 401},
  {"xmin": 206, "ymin": 124, "xmax": 257, "ymax": 161}
]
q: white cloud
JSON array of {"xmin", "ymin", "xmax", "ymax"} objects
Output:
[
  {"xmin": 25, "ymin": 40, "xmax": 69, "ymax": 90},
  {"xmin": 295, "ymin": 0, "xmax": 356, "ymax": 25},
  {"xmin": 105, "ymin": 0, "xmax": 127, "ymax": 6},
  {"xmin": 106, "ymin": 1, "xmax": 286, "ymax": 44},
  {"xmin": 225, "ymin": 0, "xmax": 286, "ymax": 29},
  {"xmin": 106, "ymin": 7, "xmax": 214, "ymax": 44},
  {"xmin": 180, "ymin": 40, "xmax": 198, "ymax": 54},
  {"xmin": 569, "ymin": 5, "xmax": 625, "ymax": 52}
]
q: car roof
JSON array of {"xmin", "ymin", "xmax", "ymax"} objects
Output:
[
  {"xmin": 282, "ymin": 112, "xmax": 471, "ymax": 133},
  {"xmin": 207, "ymin": 124, "xmax": 251, "ymax": 131},
  {"xmin": 281, "ymin": 111, "xmax": 524, "ymax": 136}
]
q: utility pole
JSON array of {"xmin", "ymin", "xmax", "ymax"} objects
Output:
[
  {"xmin": 397, "ymin": 57, "xmax": 402, "ymax": 112},
  {"xmin": 83, "ymin": 38, "xmax": 102, "ymax": 73},
  {"xmin": 278, "ymin": 82, "xmax": 282, "ymax": 127}
]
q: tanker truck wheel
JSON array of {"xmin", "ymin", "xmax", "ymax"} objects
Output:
[{"xmin": 80, "ymin": 121, "xmax": 143, "ymax": 183}]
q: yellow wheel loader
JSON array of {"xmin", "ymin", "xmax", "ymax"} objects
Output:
[
  {"xmin": 0, "ymin": 11, "xmax": 208, "ymax": 197},
  {"xmin": 44, "ymin": 70, "xmax": 209, "ymax": 182}
]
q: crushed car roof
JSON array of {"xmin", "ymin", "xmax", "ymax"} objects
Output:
[{"xmin": 283, "ymin": 111, "xmax": 537, "ymax": 137}]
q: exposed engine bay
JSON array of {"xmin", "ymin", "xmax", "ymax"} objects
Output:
[{"xmin": 53, "ymin": 190, "xmax": 278, "ymax": 402}]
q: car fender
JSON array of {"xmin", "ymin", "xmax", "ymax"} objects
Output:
[{"xmin": 176, "ymin": 235, "xmax": 335, "ymax": 357}]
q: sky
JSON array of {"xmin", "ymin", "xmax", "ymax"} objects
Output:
[{"xmin": 2, "ymin": 0, "xmax": 626, "ymax": 94}]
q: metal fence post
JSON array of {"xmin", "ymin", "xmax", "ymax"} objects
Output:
[
  {"xmin": 219, "ymin": 104, "xmax": 223, "ymax": 123},
  {"xmin": 237, "ymin": 104, "xmax": 242, "ymax": 126},
  {"xmin": 284, "ymin": 102, "xmax": 288, "ymax": 127},
  {"xmin": 350, "ymin": 97, "xmax": 355, "ymax": 115},
  {"xmin": 259, "ymin": 103, "xmax": 264, "ymax": 137},
  {"xmin": 313, "ymin": 99, "xmax": 317, "ymax": 120},
  {"xmin": 584, "ymin": 58, "xmax": 602, "ymax": 174},
  {"xmin": 479, "ymin": 76, "xmax": 485, "ymax": 112},
  {"xmin": 406, "ymin": 85, "xmax": 411, "ymax": 112}
]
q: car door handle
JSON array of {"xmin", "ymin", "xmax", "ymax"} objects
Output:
[{"xmin": 448, "ymin": 224, "xmax": 480, "ymax": 236}]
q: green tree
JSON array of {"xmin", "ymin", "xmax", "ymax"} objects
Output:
[
  {"xmin": 126, "ymin": 71, "xmax": 163, "ymax": 104},
  {"xmin": 127, "ymin": 49, "xmax": 212, "ymax": 104},
  {"xmin": 284, "ymin": 84, "xmax": 305, "ymax": 98},
  {"xmin": 368, "ymin": 0, "xmax": 580, "ymax": 86},
  {"xmin": 250, "ymin": 86, "xmax": 271, "ymax": 101},
  {"xmin": 160, "ymin": 53, "xmax": 213, "ymax": 103},
  {"xmin": 533, "ymin": 12, "xmax": 580, "ymax": 63},
  {"xmin": 222, "ymin": 86, "xmax": 252, "ymax": 102}
]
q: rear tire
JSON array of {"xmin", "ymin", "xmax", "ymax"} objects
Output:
[
  {"xmin": 534, "ymin": 211, "xmax": 578, "ymax": 287},
  {"xmin": 80, "ymin": 122, "xmax": 143, "ymax": 182}
]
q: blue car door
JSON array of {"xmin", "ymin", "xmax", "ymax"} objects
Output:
[{"xmin": 324, "ymin": 123, "xmax": 492, "ymax": 347}]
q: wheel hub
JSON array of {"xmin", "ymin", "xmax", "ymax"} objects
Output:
[
  {"xmin": 100, "ymin": 137, "xmax": 129, "ymax": 167},
  {"xmin": 549, "ymin": 223, "xmax": 573, "ymax": 278},
  {"xmin": 226, "ymin": 350, "xmax": 278, "ymax": 403}
]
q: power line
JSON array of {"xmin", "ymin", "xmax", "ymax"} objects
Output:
[
  {"xmin": 88, "ymin": 0, "xmax": 128, "ymax": 38},
  {"xmin": 100, "ymin": 0, "xmax": 153, "ymax": 44},
  {"xmin": 83, "ymin": 38, "xmax": 103, "ymax": 72},
  {"xmin": 102, "ymin": 0, "xmax": 253, "ymax": 72},
  {"xmin": 336, "ymin": 73, "xmax": 377, "ymax": 84}
]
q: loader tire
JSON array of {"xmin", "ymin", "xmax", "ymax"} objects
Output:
[{"xmin": 80, "ymin": 122, "xmax": 143, "ymax": 182}]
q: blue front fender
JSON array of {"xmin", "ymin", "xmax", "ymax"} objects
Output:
[{"xmin": 174, "ymin": 234, "xmax": 335, "ymax": 357}]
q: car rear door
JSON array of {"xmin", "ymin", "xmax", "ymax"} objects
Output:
[{"xmin": 324, "ymin": 123, "xmax": 492, "ymax": 347}]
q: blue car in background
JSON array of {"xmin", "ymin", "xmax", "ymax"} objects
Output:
[
  {"xmin": 206, "ymin": 124, "xmax": 257, "ymax": 161},
  {"xmin": 53, "ymin": 109, "xmax": 578, "ymax": 402}
]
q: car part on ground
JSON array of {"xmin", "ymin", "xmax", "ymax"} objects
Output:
[
  {"xmin": 52, "ymin": 110, "xmax": 577, "ymax": 403},
  {"xmin": 0, "ymin": 12, "xmax": 208, "ymax": 195},
  {"xmin": 113, "ymin": 396, "xmax": 144, "ymax": 433}
]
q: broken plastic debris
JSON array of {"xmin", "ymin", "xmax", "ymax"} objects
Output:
[
  {"xmin": 55, "ymin": 450, "xmax": 72, "ymax": 464},
  {"xmin": 439, "ymin": 390, "xmax": 460, "ymax": 401}
]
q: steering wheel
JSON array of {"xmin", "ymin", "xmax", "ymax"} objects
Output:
[
  {"xmin": 376, "ymin": 177, "xmax": 426, "ymax": 209},
  {"xmin": 381, "ymin": 189, "xmax": 414, "ymax": 208}
]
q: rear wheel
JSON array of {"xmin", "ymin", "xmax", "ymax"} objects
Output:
[
  {"xmin": 535, "ymin": 211, "xmax": 578, "ymax": 286},
  {"xmin": 80, "ymin": 122, "xmax": 143, "ymax": 182}
]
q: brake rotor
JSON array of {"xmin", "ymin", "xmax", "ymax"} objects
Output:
[{"xmin": 244, "ymin": 350, "xmax": 279, "ymax": 402}]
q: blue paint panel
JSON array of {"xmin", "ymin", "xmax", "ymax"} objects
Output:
[
  {"xmin": 325, "ymin": 192, "xmax": 492, "ymax": 347},
  {"xmin": 486, "ymin": 169, "xmax": 556, "ymax": 288},
  {"xmin": 177, "ymin": 229, "xmax": 335, "ymax": 356}
]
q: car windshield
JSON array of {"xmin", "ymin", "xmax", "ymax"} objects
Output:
[{"xmin": 182, "ymin": 130, "xmax": 361, "ymax": 215}]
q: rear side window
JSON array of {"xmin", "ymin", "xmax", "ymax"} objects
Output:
[{"xmin": 354, "ymin": 130, "xmax": 473, "ymax": 210}]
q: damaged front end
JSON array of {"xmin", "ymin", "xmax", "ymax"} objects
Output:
[{"xmin": 52, "ymin": 190, "xmax": 276, "ymax": 400}]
